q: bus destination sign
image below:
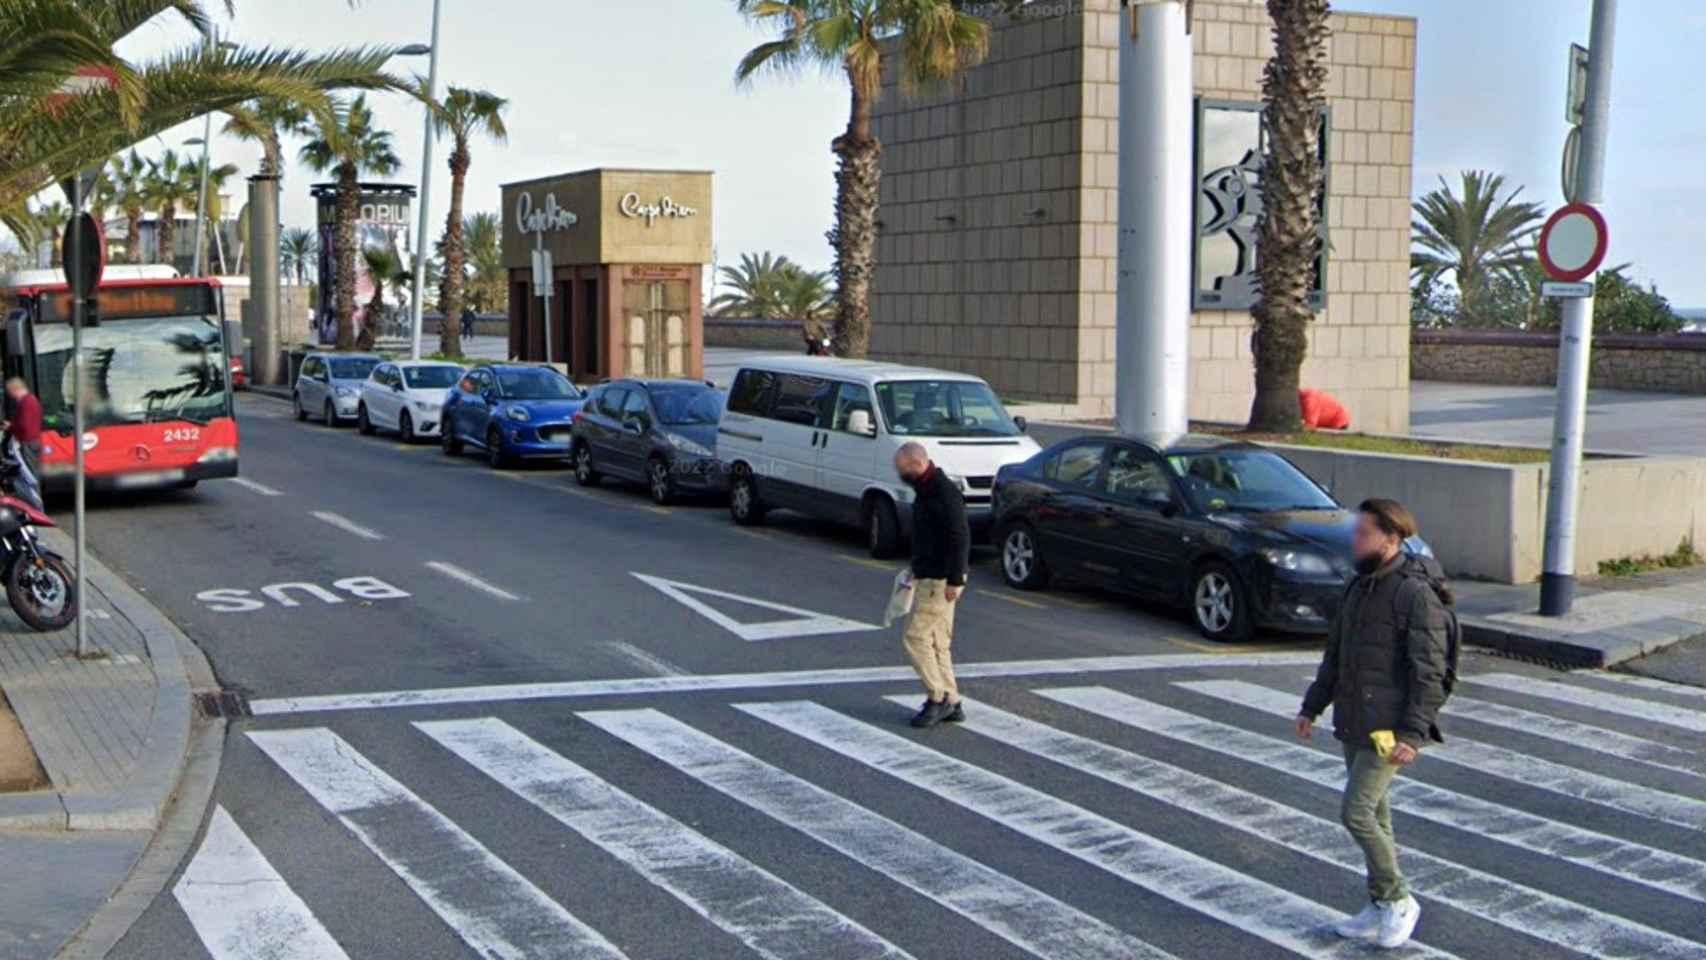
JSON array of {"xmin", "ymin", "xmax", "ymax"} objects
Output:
[{"xmin": 37, "ymin": 284, "xmax": 216, "ymax": 324}]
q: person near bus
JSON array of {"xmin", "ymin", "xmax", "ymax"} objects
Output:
[{"xmin": 3, "ymin": 378, "xmax": 43, "ymax": 481}]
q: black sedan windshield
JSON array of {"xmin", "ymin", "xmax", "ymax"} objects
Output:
[
  {"xmin": 496, "ymin": 368, "xmax": 580, "ymax": 400},
  {"xmin": 1166, "ymin": 449, "xmax": 1336, "ymax": 513},
  {"xmin": 650, "ymin": 386, "xmax": 722, "ymax": 425}
]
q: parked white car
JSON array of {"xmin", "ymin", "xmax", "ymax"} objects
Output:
[
  {"xmin": 357, "ymin": 361, "xmax": 464, "ymax": 442},
  {"xmin": 715, "ymin": 357, "xmax": 1041, "ymax": 557}
]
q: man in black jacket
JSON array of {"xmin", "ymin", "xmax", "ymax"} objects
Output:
[
  {"xmin": 895, "ymin": 441, "xmax": 969, "ymax": 728},
  {"xmin": 1297, "ymin": 498, "xmax": 1452, "ymax": 950}
]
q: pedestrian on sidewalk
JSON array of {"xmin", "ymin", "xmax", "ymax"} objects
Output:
[
  {"xmin": 895, "ymin": 441, "xmax": 969, "ymax": 728},
  {"xmin": 3, "ymin": 377, "xmax": 43, "ymax": 483},
  {"xmin": 461, "ymin": 306, "xmax": 477, "ymax": 342},
  {"xmin": 1296, "ymin": 498, "xmax": 1454, "ymax": 950}
]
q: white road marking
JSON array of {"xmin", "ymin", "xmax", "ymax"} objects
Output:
[
  {"xmin": 602, "ymin": 641, "xmax": 688, "ymax": 677},
  {"xmin": 1039, "ymin": 687, "xmax": 1706, "ymax": 905},
  {"xmin": 1592, "ymin": 672, "xmax": 1706, "ymax": 703},
  {"xmin": 173, "ymin": 806, "xmax": 351, "ymax": 960},
  {"xmin": 246, "ymin": 652, "xmax": 1321, "ymax": 716},
  {"xmin": 424, "ymin": 560, "xmax": 521, "ymax": 601},
  {"xmin": 1189, "ymin": 680, "xmax": 1706, "ymax": 830},
  {"xmin": 308, "ymin": 510, "xmax": 384, "ymax": 541},
  {"xmin": 632, "ymin": 572, "xmax": 880, "ymax": 641},
  {"xmin": 1472, "ymin": 673, "xmax": 1706, "ymax": 734},
  {"xmin": 419, "ymin": 717, "xmax": 912, "ymax": 960},
  {"xmin": 581, "ymin": 708, "xmax": 1172, "ymax": 960},
  {"xmin": 230, "ymin": 477, "xmax": 283, "ymax": 497},
  {"xmin": 915, "ymin": 695, "xmax": 1706, "ymax": 959},
  {"xmin": 739, "ymin": 701, "xmax": 1454, "ymax": 960},
  {"xmin": 248, "ymin": 728, "xmax": 623, "ymax": 960}
]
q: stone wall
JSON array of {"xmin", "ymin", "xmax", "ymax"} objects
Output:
[
  {"xmin": 1412, "ymin": 329, "xmax": 1706, "ymax": 394},
  {"xmin": 866, "ymin": 0, "xmax": 1417, "ymax": 432},
  {"xmin": 705, "ymin": 318, "xmax": 805, "ymax": 351}
]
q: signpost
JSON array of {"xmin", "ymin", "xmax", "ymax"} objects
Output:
[
  {"xmin": 532, "ymin": 237, "xmax": 554, "ymax": 363},
  {"xmin": 59, "ymin": 175, "xmax": 103, "ymax": 658},
  {"xmin": 1537, "ymin": 202, "xmax": 1609, "ymax": 283}
]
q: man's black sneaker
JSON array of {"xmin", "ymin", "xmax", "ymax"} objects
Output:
[
  {"xmin": 942, "ymin": 701, "xmax": 965, "ymax": 723},
  {"xmin": 911, "ymin": 698, "xmax": 951, "ymax": 728}
]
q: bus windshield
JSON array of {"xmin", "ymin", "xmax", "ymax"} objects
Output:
[{"xmin": 33, "ymin": 314, "xmax": 230, "ymax": 430}]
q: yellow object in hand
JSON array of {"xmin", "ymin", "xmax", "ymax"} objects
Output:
[{"xmin": 1370, "ymin": 730, "xmax": 1396, "ymax": 759}]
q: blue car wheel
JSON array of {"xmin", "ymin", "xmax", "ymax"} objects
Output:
[{"xmin": 486, "ymin": 424, "xmax": 511, "ymax": 469}]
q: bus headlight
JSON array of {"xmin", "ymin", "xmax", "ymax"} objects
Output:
[{"xmin": 196, "ymin": 446, "xmax": 237, "ymax": 464}]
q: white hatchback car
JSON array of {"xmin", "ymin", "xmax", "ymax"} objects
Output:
[{"xmin": 357, "ymin": 361, "xmax": 464, "ymax": 442}]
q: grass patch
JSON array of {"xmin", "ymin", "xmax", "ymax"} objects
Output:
[
  {"xmin": 1196, "ymin": 426, "xmax": 1554, "ymax": 464},
  {"xmin": 1598, "ymin": 539, "xmax": 1703, "ymax": 577}
]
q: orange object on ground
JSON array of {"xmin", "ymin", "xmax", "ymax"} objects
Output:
[{"xmin": 1299, "ymin": 389, "xmax": 1350, "ymax": 430}]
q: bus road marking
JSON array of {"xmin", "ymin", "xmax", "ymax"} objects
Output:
[
  {"xmin": 231, "ymin": 477, "xmax": 283, "ymax": 497},
  {"xmin": 309, "ymin": 511, "xmax": 384, "ymax": 541}
]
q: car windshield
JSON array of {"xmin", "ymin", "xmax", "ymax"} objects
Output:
[
  {"xmin": 33, "ymin": 315, "xmax": 230, "ymax": 429},
  {"xmin": 650, "ymin": 385, "xmax": 722, "ymax": 425},
  {"xmin": 329, "ymin": 358, "xmax": 378, "ymax": 380},
  {"xmin": 1166, "ymin": 449, "xmax": 1337, "ymax": 513},
  {"xmin": 404, "ymin": 366, "xmax": 461, "ymax": 389},
  {"xmin": 874, "ymin": 380, "xmax": 1019, "ymax": 437},
  {"xmin": 496, "ymin": 368, "xmax": 580, "ymax": 400}
]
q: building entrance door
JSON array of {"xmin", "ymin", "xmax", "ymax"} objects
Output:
[{"xmin": 623, "ymin": 279, "xmax": 689, "ymax": 378}]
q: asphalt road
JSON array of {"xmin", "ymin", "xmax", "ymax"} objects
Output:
[{"xmin": 71, "ymin": 394, "xmax": 1706, "ymax": 960}]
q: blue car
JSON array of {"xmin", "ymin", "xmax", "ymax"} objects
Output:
[{"xmin": 440, "ymin": 365, "xmax": 586, "ymax": 468}]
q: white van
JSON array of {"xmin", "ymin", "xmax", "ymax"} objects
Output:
[{"xmin": 716, "ymin": 357, "xmax": 1041, "ymax": 557}]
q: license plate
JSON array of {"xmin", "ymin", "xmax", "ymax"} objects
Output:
[
  {"xmin": 544, "ymin": 431, "xmax": 569, "ymax": 444},
  {"xmin": 115, "ymin": 469, "xmax": 185, "ymax": 489}
]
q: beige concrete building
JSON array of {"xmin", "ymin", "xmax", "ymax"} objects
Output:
[{"xmin": 867, "ymin": 0, "xmax": 1416, "ymax": 431}]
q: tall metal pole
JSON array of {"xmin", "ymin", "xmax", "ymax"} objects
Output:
[
  {"xmin": 70, "ymin": 176, "xmax": 87, "ymax": 658},
  {"xmin": 190, "ymin": 27, "xmax": 216, "ymax": 277},
  {"xmin": 409, "ymin": 0, "xmax": 444, "ymax": 361},
  {"xmin": 1115, "ymin": 0, "xmax": 1192, "ymax": 436},
  {"xmin": 1540, "ymin": 0, "xmax": 1617, "ymax": 616}
]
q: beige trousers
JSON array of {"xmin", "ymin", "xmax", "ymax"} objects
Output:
[{"xmin": 903, "ymin": 578, "xmax": 959, "ymax": 702}]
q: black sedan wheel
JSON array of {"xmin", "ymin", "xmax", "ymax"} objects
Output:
[
  {"xmin": 999, "ymin": 523, "xmax": 1050, "ymax": 589},
  {"xmin": 573, "ymin": 443, "xmax": 600, "ymax": 486},
  {"xmin": 647, "ymin": 457, "xmax": 673, "ymax": 505},
  {"xmin": 1191, "ymin": 561, "xmax": 1253, "ymax": 642}
]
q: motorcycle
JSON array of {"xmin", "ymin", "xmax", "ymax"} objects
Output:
[
  {"xmin": 806, "ymin": 337, "xmax": 832, "ymax": 357},
  {"xmin": 0, "ymin": 451, "xmax": 75, "ymax": 631}
]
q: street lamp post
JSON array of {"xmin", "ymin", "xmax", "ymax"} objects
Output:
[
  {"xmin": 408, "ymin": 1, "xmax": 444, "ymax": 361},
  {"xmin": 187, "ymin": 32, "xmax": 237, "ymax": 277}
]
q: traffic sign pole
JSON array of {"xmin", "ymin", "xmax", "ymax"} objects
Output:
[{"xmin": 1541, "ymin": 0, "xmax": 1618, "ymax": 617}]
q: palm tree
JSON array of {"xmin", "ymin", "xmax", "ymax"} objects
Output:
[
  {"xmin": 23, "ymin": 199, "xmax": 69, "ymax": 266},
  {"xmin": 222, "ymin": 96, "xmax": 309, "ymax": 177},
  {"xmin": 361, "ymin": 245, "xmax": 408, "ymax": 343},
  {"xmin": 280, "ymin": 226, "xmax": 317, "ymax": 285},
  {"xmin": 109, "ymin": 150, "xmax": 151, "ymax": 263},
  {"xmin": 776, "ymin": 264, "xmax": 835, "ymax": 326},
  {"xmin": 461, "ymin": 211, "xmax": 504, "ymax": 313},
  {"xmin": 1410, "ymin": 171, "xmax": 1545, "ymax": 326},
  {"xmin": 299, "ymin": 94, "xmax": 400, "ymax": 350},
  {"xmin": 184, "ymin": 158, "xmax": 240, "ymax": 274},
  {"xmin": 708, "ymin": 251, "xmax": 796, "ymax": 318},
  {"xmin": 735, "ymin": 0, "xmax": 990, "ymax": 358},
  {"xmin": 144, "ymin": 149, "xmax": 198, "ymax": 269},
  {"xmin": 427, "ymin": 85, "xmax": 508, "ymax": 358},
  {"xmin": 1247, "ymin": 0, "xmax": 1332, "ymax": 432}
]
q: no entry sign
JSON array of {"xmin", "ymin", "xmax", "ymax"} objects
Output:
[{"xmin": 1538, "ymin": 202, "xmax": 1609, "ymax": 283}]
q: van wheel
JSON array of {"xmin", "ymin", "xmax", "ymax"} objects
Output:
[
  {"xmin": 999, "ymin": 522, "xmax": 1050, "ymax": 589},
  {"xmin": 573, "ymin": 443, "xmax": 600, "ymax": 486},
  {"xmin": 866, "ymin": 497, "xmax": 902, "ymax": 559},
  {"xmin": 1191, "ymin": 561, "xmax": 1253, "ymax": 642},
  {"xmin": 729, "ymin": 467, "xmax": 765, "ymax": 525}
]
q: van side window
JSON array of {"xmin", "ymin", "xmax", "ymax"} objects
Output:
[
  {"xmin": 829, "ymin": 382, "xmax": 875, "ymax": 434},
  {"xmin": 771, "ymin": 374, "xmax": 832, "ymax": 427},
  {"xmin": 727, "ymin": 369, "xmax": 776, "ymax": 416}
]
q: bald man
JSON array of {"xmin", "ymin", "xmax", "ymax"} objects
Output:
[{"xmin": 894, "ymin": 441, "xmax": 970, "ymax": 728}]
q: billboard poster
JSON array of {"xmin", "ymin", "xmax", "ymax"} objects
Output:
[{"xmin": 310, "ymin": 184, "xmax": 415, "ymax": 345}]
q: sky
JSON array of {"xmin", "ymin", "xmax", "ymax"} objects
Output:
[{"xmin": 113, "ymin": 0, "xmax": 1706, "ymax": 305}]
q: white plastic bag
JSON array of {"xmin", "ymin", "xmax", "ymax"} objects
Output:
[{"xmin": 883, "ymin": 569, "xmax": 915, "ymax": 628}]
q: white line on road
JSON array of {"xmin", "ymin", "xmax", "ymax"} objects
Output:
[
  {"xmin": 230, "ymin": 477, "xmax": 283, "ymax": 497},
  {"xmin": 602, "ymin": 641, "xmax": 688, "ymax": 677},
  {"xmin": 420, "ymin": 717, "xmax": 911, "ymax": 960},
  {"xmin": 917, "ymin": 695, "xmax": 1706, "ymax": 960},
  {"xmin": 581, "ymin": 708, "xmax": 1172, "ymax": 960},
  {"xmin": 739, "ymin": 700, "xmax": 1453, "ymax": 960},
  {"xmin": 1590, "ymin": 672, "xmax": 1706, "ymax": 703},
  {"xmin": 308, "ymin": 511, "xmax": 384, "ymax": 541},
  {"xmin": 423, "ymin": 561, "xmax": 522, "ymax": 602},
  {"xmin": 173, "ymin": 806, "xmax": 351, "ymax": 960},
  {"xmin": 1472, "ymin": 673, "xmax": 1706, "ymax": 734},
  {"xmin": 248, "ymin": 728, "xmax": 623, "ymax": 960},
  {"xmin": 246, "ymin": 652, "xmax": 1320, "ymax": 716}
]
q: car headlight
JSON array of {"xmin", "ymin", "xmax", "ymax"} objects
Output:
[
  {"xmin": 335, "ymin": 386, "xmax": 356, "ymax": 399},
  {"xmin": 505, "ymin": 406, "xmax": 531, "ymax": 422},
  {"xmin": 1261, "ymin": 548, "xmax": 1334, "ymax": 575},
  {"xmin": 413, "ymin": 400, "xmax": 436, "ymax": 412},
  {"xmin": 665, "ymin": 432, "xmax": 712, "ymax": 457}
]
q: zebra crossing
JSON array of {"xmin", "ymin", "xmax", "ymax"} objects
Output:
[{"xmin": 173, "ymin": 668, "xmax": 1706, "ymax": 960}]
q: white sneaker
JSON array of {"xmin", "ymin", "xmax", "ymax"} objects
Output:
[
  {"xmin": 1332, "ymin": 902, "xmax": 1383, "ymax": 940},
  {"xmin": 1377, "ymin": 895, "xmax": 1421, "ymax": 948}
]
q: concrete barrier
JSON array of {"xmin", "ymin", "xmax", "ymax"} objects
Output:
[{"xmin": 705, "ymin": 317, "xmax": 805, "ymax": 351}]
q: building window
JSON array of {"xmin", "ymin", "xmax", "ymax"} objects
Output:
[{"xmin": 1192, "ymin": 99, "xmax": 1329, "ymax": 312}]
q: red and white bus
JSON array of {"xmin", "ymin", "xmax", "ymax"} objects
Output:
[{"xmin": 2, "ymin": 272, "xmax": 239, "ymax": 490}]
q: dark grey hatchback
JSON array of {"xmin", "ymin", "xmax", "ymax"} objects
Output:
[
  {"xmin": 991, "ymin": 432, "xmax": 1431, "ymax": 641},
  {"xmin": 570, "ymin": 379, "xmax": 724, "ymax": 504}
]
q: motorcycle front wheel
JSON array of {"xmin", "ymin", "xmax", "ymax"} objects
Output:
[{"xmin": 8, "ymin": 552, "xmax": 77, "ymax": 632}]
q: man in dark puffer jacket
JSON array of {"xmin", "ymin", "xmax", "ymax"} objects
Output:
[{"xmin": 1297, "ymin": 498, "xmax": 1451, "ymax": 950}]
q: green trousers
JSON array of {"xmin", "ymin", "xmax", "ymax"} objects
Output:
[{"xmin": 1341, "ymin": 745, "xmax": 1408, "ymax": 903}]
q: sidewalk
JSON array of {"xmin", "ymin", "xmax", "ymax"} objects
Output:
[
  {"xmin": 1453, "ymin": 566, "xmax": 1706, "ymax": 669},
  {"xmin": 0, "ymin": 531, "xmax": 200, "ymax": 960}
]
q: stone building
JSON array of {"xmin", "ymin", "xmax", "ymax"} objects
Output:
[{"xmin": 867, "ymin": 0, "xmax": 1417, "ymax": 431}]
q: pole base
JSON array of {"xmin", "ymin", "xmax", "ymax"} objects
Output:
[{"xmin": 1538, "ymin": 572, "xmax": 1575, "ymax": 617}]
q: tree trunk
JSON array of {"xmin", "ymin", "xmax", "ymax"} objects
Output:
[
  {"xmin": 1247, "ymin": 0, "xmax": 1331, "ymax": 432},
  {"xmin": 335, "ymin": 163, "xmax": 359, "ymax": 351},
  {"xmin": 829, "ymin": 70, "xmax": 881, "ymax": 359},
  {"xmin": 436, "ymin": 144, "xmax": 471, "ymax": 359},
  {"xmin": 125, "ymin": 209, "xmax": 142, "ymax": 264},
  {"xmin": 156, "ymin": 210, "xmax": 175, "ymax": 269}
]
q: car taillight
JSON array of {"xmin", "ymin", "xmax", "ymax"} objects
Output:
[{"xmin": 571, "ymin": 410, "xmax": 584, "ymax": 424}]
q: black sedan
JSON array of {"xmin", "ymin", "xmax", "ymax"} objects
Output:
[
  {"xmin": 570, "ymin": 379, "xmax": 724, "ymax": 504},
  {"xmin": 991, "ymin": 432, "xmax": 1419, "ymax": 641}
]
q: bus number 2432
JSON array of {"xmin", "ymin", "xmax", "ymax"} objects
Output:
[{"xmin": 164, "ymin": 427, "xmax": 201, "ymax": 443}]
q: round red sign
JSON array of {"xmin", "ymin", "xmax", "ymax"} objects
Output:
[{"xmin": 1537, "ymin": 202, "xmax": 1608, "ymax": 283}]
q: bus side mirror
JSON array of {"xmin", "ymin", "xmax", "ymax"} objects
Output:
[{"xmin": 4, "ymin": 312, "xmax": 27, "ymax": 358}]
